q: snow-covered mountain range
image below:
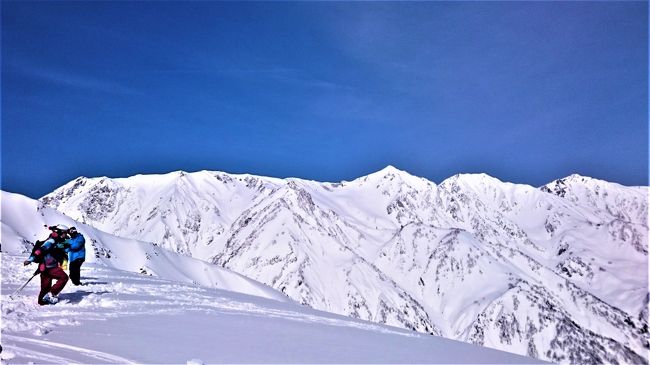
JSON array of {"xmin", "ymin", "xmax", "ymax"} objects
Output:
[
  {"xmin": 19, "ymin": 167, "xmax": 650, "ymax": 363},
  {"xmin": 1, "ymin": 188, "xmax": 537, "ymax": 363}
]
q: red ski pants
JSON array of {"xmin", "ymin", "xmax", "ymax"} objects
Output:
[{"xmin": 38, "ymin": 266, "xmax": 68, "ymax": 303}]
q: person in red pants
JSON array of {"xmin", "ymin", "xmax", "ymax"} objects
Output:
[
  {"xmin": 24, "ymin": 225, "xmax": 70, "ymax": 305},
  {"xmin": 37, "ymin": 265, "xmax": 69, "ymax": 305}
]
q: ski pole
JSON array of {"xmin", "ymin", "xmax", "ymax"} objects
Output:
[{"xmin": 9, "ymin": 268, "xmax": 40, "ymax": 299}]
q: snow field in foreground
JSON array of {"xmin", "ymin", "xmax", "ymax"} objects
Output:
[{"xmin": 1, "ymin": 254, "xmax": 542, "ymax": 364}]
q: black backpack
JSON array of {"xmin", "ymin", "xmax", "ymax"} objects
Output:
[
  {"xmin": 30, "ymin": 238, "xmax": 67, "ymax": 264},
  {"xmin": 30, "ymin": 240, "xmax": 45, "ymax": 263}
]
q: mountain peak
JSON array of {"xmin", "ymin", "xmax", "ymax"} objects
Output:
[
  {"xmin": 380, "ymin": 165, "xmax": 401, "ymax": 173},
  {"xmin": 442, "ymin": 173, "xmax": 505, "ymax": 187},
  {"xmin": 368, "ymin": 165, "xmax": 411, "ymax": 178},
  {"xmin": 361, "ymin": 165, "xmax": 422, "ymax": 181},
  {"xmin": 546, "ymin": 174, "xmax": 615, "ymax": 189},
  {"xmin": 353, "ymin": 165, "xmax": 435, "ymax": 190},
  {"xmin": 561, "ymin": 174, "xmax": 595, "ymax": 183}
]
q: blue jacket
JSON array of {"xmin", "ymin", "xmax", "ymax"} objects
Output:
[{"xmin": 67, "ymin": 234, "xmax": 86, "ymax": 262}]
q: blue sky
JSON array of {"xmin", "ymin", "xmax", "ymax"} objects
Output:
[{"xmin": 2, "ymin": 1, "xmax": 648, "ymax": 198}]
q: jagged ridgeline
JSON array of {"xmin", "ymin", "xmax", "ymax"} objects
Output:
[{"xmin": 41, "ymin": 167, "xmax": 649, "ymax": 364}]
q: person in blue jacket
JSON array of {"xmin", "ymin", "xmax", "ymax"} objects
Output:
[{"xmin": 66, "ymin": 227, "xmax": 86, "ymax": 286}]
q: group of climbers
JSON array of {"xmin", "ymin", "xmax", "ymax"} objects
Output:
[{"xmin": 23, "ymin": 224, "xmax": 86, "ymax": 305}]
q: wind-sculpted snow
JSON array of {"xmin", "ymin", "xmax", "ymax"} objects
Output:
[{"xmin": 38, "ymin": 166, "xmax": 649, "ymax": 363}]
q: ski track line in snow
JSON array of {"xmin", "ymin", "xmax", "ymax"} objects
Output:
[
  {"xmin": 3, "ymin": 334, "xmax": 136, "ymax": 364},
  {"xmin": 1, "ymin": 343, "xmax": 78, "ymax": 364}
]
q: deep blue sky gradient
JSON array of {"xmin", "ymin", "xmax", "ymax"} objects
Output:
[{"xmin": 2, "ymin": 1, "xmax": 648, "ymax": 198}]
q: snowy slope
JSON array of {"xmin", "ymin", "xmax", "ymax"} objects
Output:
[
  {"xmin": 1, "ymin": 254, "xmax": 541, "ymax": 364},
  {"xmin": 38, "ymin": 166, "xmax": 649, "ymax": 363},
  {"xmin": 1, "ymin": 191, "xmax": 286, "ymax": 301}
]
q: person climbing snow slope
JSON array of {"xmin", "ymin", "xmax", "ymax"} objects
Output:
[{"xmin": 23, "ymin": 225, "xmax": 70, "ymax": 305}]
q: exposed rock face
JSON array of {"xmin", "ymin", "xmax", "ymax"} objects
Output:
[{"xmin": 42, "ymin": 167, "xmax": 649, "ymax": 364}]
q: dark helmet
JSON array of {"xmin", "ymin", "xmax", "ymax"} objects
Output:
[{"xmin": 68, "ymin": 226, "xmax": 78, "ymax": 235}]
